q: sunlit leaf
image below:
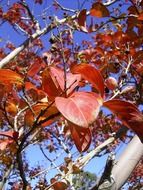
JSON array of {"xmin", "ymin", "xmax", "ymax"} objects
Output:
[
  {"xmin": 0, "ymin": 130, "xmax": 19, "ymax": 150},
  {"xmin": 90, "ymin": 2, "xmax": 110, "ymax": 17},
  {"xmin": 55, "ymin": 92, "xmax": 103, "ymax": 127},
  {"xmin": 71, "ymin": 64, "xmax": 104, "ymax": 97},
  {"xmin": 0, "ymin": 139, "xmax": 13, "ymax": 151},
  {"xmin": 104, "ymin": 99, "xmax": 143, "ymax": 142},
  {"xmin": 0, "ymin": 69, "xmax": 23, "ymax": 86},
  {"xmin": 6, "ymin": 102, "xmax": 18, "ymax": 116},
  {"xmin": 69, "ymin": 123, "xmax": 91, "ymax": 152}
]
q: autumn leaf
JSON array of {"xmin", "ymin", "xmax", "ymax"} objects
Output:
[
  {"xmin": 27, "ymin": 62, "xmax": 42, "ymax": 77},
  {"xmin": 0, "ymin": 130, "xmax": 19, "ymax": 139},
  {"xmin": 42, "ymin": 68, "xmax": 60, "ymax": 99},
  {"xmin": 6, "ymin": 102, "xmax": 18, "ymax": 116},
  {"xmin": 90, "ymin": 2, "xmax": 110, "ymax": 17},
  {"xmin": 50, "ymin": 178, "xmax": 68, "ymax": 190},
  {"xmin": 71, "ymin": 64, "xmax": 104, "ymax": 97},
  {"xmin": 42, "ymin": 67, "xmax": 81, "ymax": 98},
  {"xmin": 25, "ymin": 103, "xmax": 59, "ymax": 127},
  {"xmin": 50, "ymin": 67, "xmax": 81, "ymax": 95},
  {"xmin": 55, "ymin": 92, "xmax": 103, "ymax": 127},
  {"xmin": 0, "ymin": 69, "xmax": 23, "ymax": 86},
  {"xmin": 69, "ymin": 123, "xmax": 91, "ymax": 152},
  {"xmin": 77, "ymin": 9, "xmax": 88, "ymax": 32},
  {"xmin": 103, "ymin": 99, "xmax": 143, "ymax": 142},
  {"xmin": 0, "ymin": 130, "xmax": 19, "ymax": 150}
]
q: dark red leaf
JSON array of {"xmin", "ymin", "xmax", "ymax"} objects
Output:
[
  {"xmin": 77, "ymin": 9, "xmax": 88, "ymax": 32},
  {"xmin": 69, "ymin": 123, "xmax": 91, "ymax": 152},
  {"xmin": 71, "ymin": 64, "xmax": 104, "ymax": 97},
  {"xmin": 103, "ymin": 99, "xmax": 143, "ymax": 142}
]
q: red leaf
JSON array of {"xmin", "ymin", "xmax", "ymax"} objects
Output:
[
  {"xmin": 42, "ymin": 67, "xmax": 81, "ymax": 98},
  {"xmin": 77, "ymin": 9, "xmax": 88, "ymax": 32},
  {"xmin": 0, "ymin": 130, "xmax": 18, "ymax": 138},
  {"xmin": 55, "ymin": 92, "xmax": 103, "ymax": 127},
  {"xmin": 42, "ymin": 68, "xmax": 60, "ymax": 99},
  {"xmin": 50, "ymin": 67, "xmax": 81, "ymax": 95},
  {"xmin": 50, "ymin": 179, "xmax": 68, "ymax": 190},
  {"xmin": 0, "ymin": 130, "xmax": 19, "ymax": 150},
  {"xmin": 69, "ymin": 123, "xmax": 91, "ymax": 152},
  {"xmin": 71, "ymin": 64, "xmax": 104, "ymax": 97},
  {"xmin": 27, "ymin": 62, "xmax": 42, "ymax": 77},
  {"xmin": 90, "ymin": 2, "xmax": 110, "ymax": 17},
  {"xmin": 103, "ymin": 99, "xmax": 143, "ymax": 142}
]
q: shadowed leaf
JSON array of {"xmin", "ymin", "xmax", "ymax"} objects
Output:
[
  {"xmin": 104, "ymin": 99, "xmax": 143, "ymax": 142},
  {"xmin": 69, "ymin": 123, "xmax": 91, "ymax": 152},
  {"xmin": 90, "ymin": 2, "xmax": 110, "ymax": 17},
  {"xmin": 71, "ymin": 64, "xmax": 104, "ymax": 97}
]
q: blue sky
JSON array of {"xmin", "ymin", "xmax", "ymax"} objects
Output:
[{"xmin": 0, "ymin": 1, "xmax": 132, "ymax": 189}]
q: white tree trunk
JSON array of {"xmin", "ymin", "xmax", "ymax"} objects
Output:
[{"xmin": 111, "ymin": 135, "xmax": 143, "ymax": 190}]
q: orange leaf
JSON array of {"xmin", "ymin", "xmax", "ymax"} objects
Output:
[
  {"xmin": 6, "ymin": 102, "xmax": 18, "ymax": 116},
  {"xmin": 25, "ymin": 103, "xmax": 59, "ymax": 127},
  {"xmin": 90, "ymin": 2, "xmax": 110, "ymax": 17},
  {"xmin": 55, "ymin": 92, "xmax": 103, "ymax": 127},
  {"xmin": 50, "ymin": 179, "xmax": 68, "ymax": 190},
  {"xmin": 103, "ymin": 99, "xmax": 143, "ymax": 142},
  {"xmin": 71, "ymin": 64, "xmax": 104, "ymax": 97},
  {"xmin": 138, "ymin": 12, "xmax": 143, "ymax": 20},
  {"xmin": 69, "ymin": 123, "xmax": 91, "ymax": 152},
  {"xmin": 0, "ymin": 69, "xmax": 23, "ymax": 86}
]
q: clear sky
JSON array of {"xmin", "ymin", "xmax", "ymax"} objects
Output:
[{"xmin": 0, "ymin": 1, "xmax": 131, "ymax": 189}]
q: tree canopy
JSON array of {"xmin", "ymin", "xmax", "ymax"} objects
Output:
[{"xmin": 0, "ymin": 0, "xmax": 143, "ymax": 189}]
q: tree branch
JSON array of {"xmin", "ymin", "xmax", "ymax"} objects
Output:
[
  {"xmin": 0, "ymin": 164, "xmax": 14, "ymax": 190},
  {"xmin": 90, "ymin": 135, "xmax": 143, "ymax": 190}
]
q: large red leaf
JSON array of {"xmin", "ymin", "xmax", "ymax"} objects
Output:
[
  {"xmin": 103, "ymin": 99, "xmax": 143, "ymax": 142},
  {"xmin": 90, "ymin": 2, "xmax": 110, "ymax": 17},
  {"xmin": 55, "ymin": 92, "xmax": 103, "ymax": 127},
  {"xmin": 69, "ymin": 123, "xmax": 91, "ymax": 152},
  {"xmin": 71, "ymin": 64, "xmax": 104, "ymax": 97},
  {"xmin": 0, "ymin": 69, "xmax": 23, "ymax": 86}
]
